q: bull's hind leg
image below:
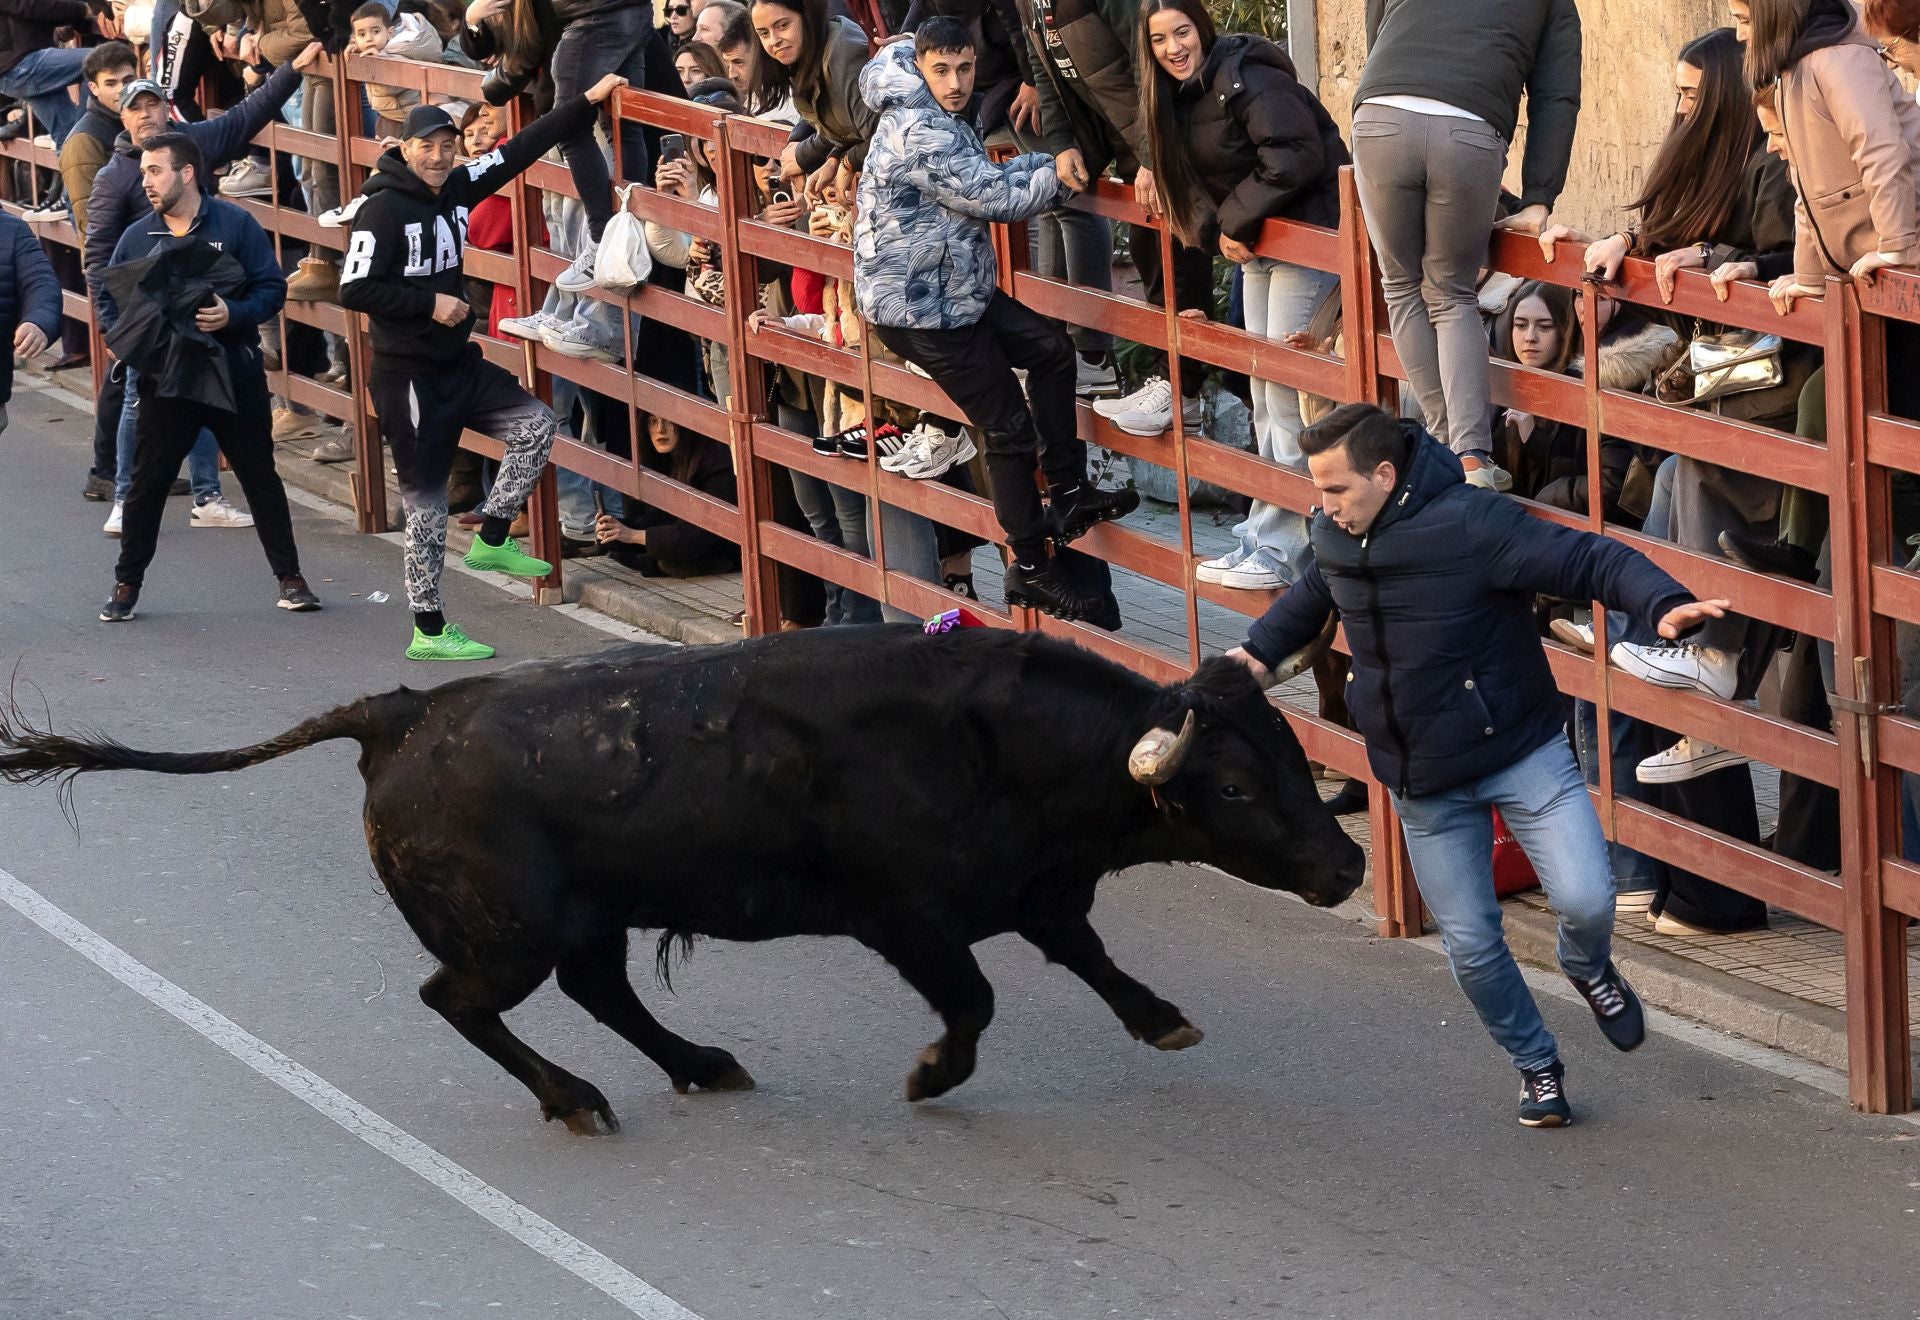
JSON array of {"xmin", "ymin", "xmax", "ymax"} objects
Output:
[
  {"xmin": 554, "ymin": 936, "xmax": 755, "ymax": 1094},
  {"xmin": 1019, "ymin": 916, "xmax": 1203, "ymax": 1051},
  {"xmin": 418, "ymin": 963, "xmax": 621, "ymax": 1134},
  {"xmin": 866, "ymin": 934, "xmax": 995, "ymax": 1102}
]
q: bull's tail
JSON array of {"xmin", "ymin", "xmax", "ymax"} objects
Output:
[{"xmin": 0, "ymin": 688, "xmax": 427, "ymax": 790}]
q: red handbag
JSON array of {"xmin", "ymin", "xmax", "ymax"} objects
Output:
[{"xmin": 1491, "ymin": 809, "xmax": 1540, "ymax": 897}]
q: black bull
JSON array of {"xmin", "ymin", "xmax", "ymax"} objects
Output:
[{"xmin": 0, "ymin": 625, "xmax": 1363, "ymax": 1133}]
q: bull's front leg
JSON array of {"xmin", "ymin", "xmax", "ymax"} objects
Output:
[
  {"xmin": 866, "ymin": 933, "xmax": 996, "ymax": 1102},
  {"xmin": 1018, "ymin": 916, "xmax": 1203, "ymax": 1051}
]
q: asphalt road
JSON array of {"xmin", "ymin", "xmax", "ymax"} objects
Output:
[{"xmin": 3, "ymin": 382, "xmax": 1918, "ymax": 1320}]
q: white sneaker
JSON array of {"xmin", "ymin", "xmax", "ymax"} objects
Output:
[
  {"xmin": 1194, "ymin": 550, "xmax": 1243, "ymax": 585},
  {"xmin": 1093, "ymin": 374, "xmax": 1168, "ymax": 419},
  {"xmin": 1636, "ymin": 736, "xmax": 1749, "ymax": 784},
  {"xmin": 103, "ymin": 502, "xmax": 123, "ymax": 537},
  {"xmin": 1216, "ymin": 556, "xmax": 1288, "ymax": 591},
  {"xmin": 540, "ymin": 317, "xmax": 619, "ymax": 362},
  {"xmin": 498, "ymin": 310, "xmax": 562, "ymax": 341},
  {"xmin": 1550, "ymin": 618, "xmax": 1595, "ymax": 652},
  {"xmin": 1076, "ymin": 354, "xmax": 1120, "ymax": 398},
  {"xmin": 554, "ymin": 242, "xmax": 600, "ymax": 293},
  {"xmin": 1463, "ymin": 460, "xmax": 1514, "ymax": 492},
  {"xmin": 30, "ymin": 133, "xmax": 52, "ymax": 149},
  {"xmin": 1609, "ymin": 640, "xmax": 1740, "ymax": 701},
  {"xmin": 879, "ymin": 429, "xmax": 929, "ymax": 473},
  {"xmin": 317, "ymin": 195, "xmax": 368, "ymax": 228},
  {"xmin": 218, "ymin": 157, "xmax": 273, "ymax": 198},
  {"xmin": 900, "ymin": 426, "xmax": 977, "ymax": 480},
  {"xmin": 190, "ymin": 496, "xmax": 255, "ymax": 529},
  {"xmin": 1113, "ymin": 385, "xmax": 1204, "ymax": 437}
]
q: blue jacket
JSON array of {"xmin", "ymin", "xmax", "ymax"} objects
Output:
[
  {"xmin": 0, "ymin": 211, "xmax": 62, "ymax": 404},
  {"xmin": 853, "ymin": 40, "xmax": 1062, "ymax": 330},
  {"xmin": 85, "ymin": 60, "xmax": 301, "ymax": 322},
  {"xmin": 102, "ymin": 195, "xmax": 288, "ymax": 356},
  {"xmin": 1243, "ymin": 427, "xmax": 1695, "ymax": 797}
]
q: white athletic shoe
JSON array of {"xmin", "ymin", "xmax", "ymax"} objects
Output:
[
  {"xmin": 218, "ymin": 157, "xmax": 273, "ymax": 198},
  {"xmin": 1112, "ymin": 383, "xmax": 1204, "ymax": 437},
  {"xmin": 1609, "ymin": 640, "xmax": 1740, "ymax": 701},
  {"xmin": 554, "ymin": 242, "xmax": 600, "ymax": 293},
  {"xmin": 1194, "ymin": 549, "xmax": 1246, "ymax": 585},
  {"xmin": 541, "ymin": 316, "xmax": 620, "ymax": 362},
  {"xmin": 497, "ymin": 309, "xmax": 564, "ymax": 341},
  {"xmin": 1636, "ymin": 736, "xmax": 1749, "ymax": 784},
  {"xmin": 1093, "ymin": 374, "xmax": 1168, "ymax": 420},
  {"xmin": 317, "ymin": 195, "xmax": 368, "ymax": 228},
  {"xmin": 899, "ymin": 426, "xmax": 977, "ymax": 480},
  {"xmin": 103, "ymin": 501, "xmax": 123, "ymax": 537},
  {"xmin": 190, "ymin": 496, "xmax": 255, "ymax": 529},
  {"xmin": 1464, "ymin": 461, "xmax": 1515, "ymax": 492},
  {"xmin": 1076, "ymin": 354, "xmax": 1120, "ymax": 398}
]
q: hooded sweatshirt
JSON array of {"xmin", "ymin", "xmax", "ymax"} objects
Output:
[
  {"xmin": 337, "ymin": 93, "xmax": 595, "ymax": 370},
  {"xmin": 853, "ymin": 39, "xmax": 1061, "ymax": 331}
]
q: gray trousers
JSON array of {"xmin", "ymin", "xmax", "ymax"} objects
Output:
[{"xmin": 1351, "ymin": 102, "xmax": 1507, "ymax": 460}]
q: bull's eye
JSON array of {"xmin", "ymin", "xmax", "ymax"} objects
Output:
[{"xmin": 1220, "ymin": 783, "xmax": 1245, "ymax": 800}]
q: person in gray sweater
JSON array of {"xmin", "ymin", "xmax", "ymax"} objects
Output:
[{"xmin": 1351, "ymin": 0, "xmax": 1582, "ymax": 492}]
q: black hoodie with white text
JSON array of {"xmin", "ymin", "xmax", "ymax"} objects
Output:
[{"xmin": 337, "ymin": 95, "xmax": 597, "ymax": 373}]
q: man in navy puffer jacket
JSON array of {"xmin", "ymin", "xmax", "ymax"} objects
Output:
[{"xmin": 1232, "ymin": 404, "xmax": 1728, "ymax": 1129}]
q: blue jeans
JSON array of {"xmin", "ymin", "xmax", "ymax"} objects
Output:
[
  {"xmin": 0, "ymin": 47, "xmax": 88, "ymax": 144},
  {"xmin": 116, "ymin": 367, "xmax": 221, "ymax": 503},
  {"xmin": 1392, "ymin": 737, "xmax": 1617, "ymax": 1073},
  {"xmin": 1230, "ymin": 258, "xmax": 1340, "ymax": 581},
  {"xmin": 550, "ymin": 379, "xmax": 624, "ymax": 539}
]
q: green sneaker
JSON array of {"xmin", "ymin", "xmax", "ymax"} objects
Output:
[
  {"xmin": 464, "ymin": 535, "xmax": 552, "ymax": 578},
  {"xmin": 405, "ymin": 623, "xmax": 497, "ymax": 662}
]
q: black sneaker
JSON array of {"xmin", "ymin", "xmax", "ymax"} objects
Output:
[
  {"xmin": 83, "ymin": 473, "xmax": 115, "ymax": 502},
  {"xmin": 1049, "ymin": 483, "xmax": 1139, "ymax": 545},
  {"xmin": 1573, "ymin": 960, "xmax": 1645, "ymax": 1052},
  {"xmin": 99, "ymin": 582, "xmax": 138, "ymax": 622},
  {"xmin": 1518, "ymin": 1062, "xmax": 1572, "ymax": 1128},
  {"xmin": 1718, "ymin": 529, "xmax": 1818, "ymax": 583},
  {"xmin": 1004, "ymin": 559, "xmax": 1098, "ymax": 621},
  {"xmin": 811, "ymin": 429, "xmax": 843, "ymax": 458},
  {"xmin": 277, "ymin": 575, "xmax": 322, "ymax": 612}
]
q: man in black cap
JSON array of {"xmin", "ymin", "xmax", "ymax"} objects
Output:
[{"xmin": 338, "ymin": 76, "xmax": 627, "ymax": 662}]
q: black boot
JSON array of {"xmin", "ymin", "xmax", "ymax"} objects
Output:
[
  {"xmin": 1004, "ymin": 558, "xmax": 1098, "ymax": 621},
  {"xmin": 1718, "ymin": 529, "xmax": 1818, "ymax": 583},
  {"xmin": 1048, "ymin": 483, "xmax": 1139, "ymax": 546}
]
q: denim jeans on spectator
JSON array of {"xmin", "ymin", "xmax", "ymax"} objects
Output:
[
  {"xmin": 1233, "ymin": 258, "xmax": 1340, "ymax": 580},
  {"xmin": 115, "ymin": 368, "xmax": 222, "ymax": 504},
  {"xmin": 1351, "ymin": 102, "xmax": 1508, "ymax": 462},
  {"xmin": 778, "ymin": 401, "xmax": 882, "ymax": 624},
  {"xmin": 1391, "ymin": 736, "xmax": 1617, "ymax": 1073},
  {"xmin": 0, "ymin": 47, "xmax": 88, "ymax": 144},
  {"xmin": 549, "ymin": 5, "xmax": 651, "ymax": 240},
  {"xmin": 875, "ymin": 501, "xmax": 945, "ymax": 622},
  {"xmin": 1643, "ymin": 453, "xmax": 1679, "ymax": 540},
  {"xmin": 551, "ymin": 378, "xmax": 625, "ymax": 540}
]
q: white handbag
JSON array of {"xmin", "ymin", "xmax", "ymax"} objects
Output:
[{"xmin": 593, "ymin": 184, "xmax": 653, "ymax": 294}]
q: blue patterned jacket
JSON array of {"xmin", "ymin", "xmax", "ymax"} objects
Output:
[{"xmin": 853, "ymin": 41, "xmax": 1063, "ymax": 331}]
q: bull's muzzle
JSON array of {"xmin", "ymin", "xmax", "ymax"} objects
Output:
[{"xmin": 1129, "ymin": 709, "xmax": 1196, "ymax": 785}]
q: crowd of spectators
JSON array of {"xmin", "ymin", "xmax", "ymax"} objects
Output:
[{"xmin": 8, "ymin": 0, "xmax": 1920, "ymax": 932}]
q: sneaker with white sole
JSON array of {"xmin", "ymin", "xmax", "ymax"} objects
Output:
[
  {"xmin": 1216, "ymin": 552, "xmax": 1290, "ymax": 591},
  {"xmin": 21, "ymin": 202, "xmax": 67, "ymax": 224},
  {"xmin": 190, "ymin": 496, "xmax": 255, "ymax": 529},
  {"xmin": 879, "ymin": 429, "xmax": 930, "ymax": 473},
  {"xmin": 1609, "ymin": 640, "xmax": 1739, "ymax": 701},
  {"xmin": 1093, "ymin": 375, "xmax": 1168, "ymax": 419},
  {"xmin": 541, "ymin": 317, "xmax": 620, "ymax": 361},
  {"xmin": 1075, "ymin": 354, "xmax": 1120, "ymax": 398},
  {"xmin": 218, "ymin": 157, "xmax": 274, "ymax": 198},
  {"xmin": 317, "ymin": 195, "xmax": 368, "ymax": 227},
  {"xmin": 1194, "ymin": 548, "xmax": 1247, "ymax": 585},
  {"xmin": 1549, "ymin": 617, "xmax": 1595, "ymax": 652},
  {"xmin": 1463, "ymin": 461, "xmax": 1514, "ymax": 492},
  {"xmin": 554, "ymin": 242, "xmax": 600, "ymax": 293},
  {"xmin": 900, "ymin": 427, "xmax": 977, "ymax": 480},
  {"xmin": 103, "ymin": 502, "xmax": 123, "ymax": 537},
  {"xmin": 1636, "ymin": 736, "xmax": 1749, "ymax": 784},
  {"xmin": 873, "ymin": 424, "xmax": 915, "ymax": 468},
  {"xmin": 1112, "ymin": 385, "xmax": 1205, "ymax": 437},
  {"xmin": 30, "ymin": 133, "xmax": 53, "ymax": 149},
  {"xmin": 271, "ymin": 407, "xmax": 319, "ymax": 443},
  {"xmin": 498, "ymin": 309, "xmax": 564, "ymax": 341}
]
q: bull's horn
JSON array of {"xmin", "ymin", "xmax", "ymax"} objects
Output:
[
  {"xmin": 1129, "ymin": 709, "xmax": 1196, "ymax": 785},
  {"xmin": 1267, "ymin": 618, "xmax": 1338, "ymax": 686}
]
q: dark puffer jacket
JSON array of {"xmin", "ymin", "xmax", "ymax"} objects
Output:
[
  {"xmin": 1172, "ymin": 33, "xmax": 1345, "ymax": 243},
  {"xmin": 0, "ymin": 0, "xmax": 94, "ymax": 78},
  {"xmin": 1, "ymin": 211, "xmax": 61, "ymax": 404},
  {"xmin": 1017, "ymin": 0, "xmax": 1144, "ymax": 177},
  {"xmin": 1243, "ymin": 426, "xmax": 1695, "ymax": 797}
]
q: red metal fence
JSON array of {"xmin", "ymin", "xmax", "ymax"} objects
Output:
[{"xmin": 5, "ymin": 49, "xmax": 1913, "ymax": 1111}]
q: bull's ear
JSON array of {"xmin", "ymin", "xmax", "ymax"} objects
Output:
[
  {"xmin": 1129, "ymin": 708, "xmax": 1196, "ymax": 785},
  {"xmin": 1267, "ymin": 617, "xmax": 1338, "ymax": 686}
]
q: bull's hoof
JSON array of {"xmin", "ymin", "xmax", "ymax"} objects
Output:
[
  {"xmin": 542, "ymin": 1080, "xmax": 620, "ymax": 1134},
  {"xmin": 1147, "ymin": 1022, "xmax": 1205, "ymax": 1052},
  {"xmin": 672, "ymin": 1063, "xmax": 757, "ymax": 1095},
  {"xmin": 905, "ymin": 1043, "xmax": 951, "ymax": 1103}
]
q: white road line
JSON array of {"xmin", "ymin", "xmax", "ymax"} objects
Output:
[{"xmin": 0, "ymin": 866, "xmax": 706, "ymax": 1320}]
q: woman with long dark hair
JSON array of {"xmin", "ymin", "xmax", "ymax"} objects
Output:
[
  {"xmin": 750, "ymin": 0, "xmax": 877, "ymax": 198},
  {"xmin": 593, "ymin": 413, "xmax": 741, "ymax": 576},
  {"xmin": 1137, "ymin": 0, "xmax": 1346, "ymax": 592}
]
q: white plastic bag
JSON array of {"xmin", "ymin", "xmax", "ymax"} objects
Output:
[{"xmin": 593, "ymin": 184, "xmax": 653, "ymax": 295}]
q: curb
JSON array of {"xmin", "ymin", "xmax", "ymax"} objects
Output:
[{"xmin": 1500, "ymin": 903, "xmax": 1862, "ymax": 1072}]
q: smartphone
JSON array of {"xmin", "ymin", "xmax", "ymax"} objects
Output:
[
  {"xmin": 770, "ymin": 189, "xmax": 792, "ymax": 205},
  {"xmin": 659, "ymin": 134, "xmax": 687, "ymax": 165}
]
